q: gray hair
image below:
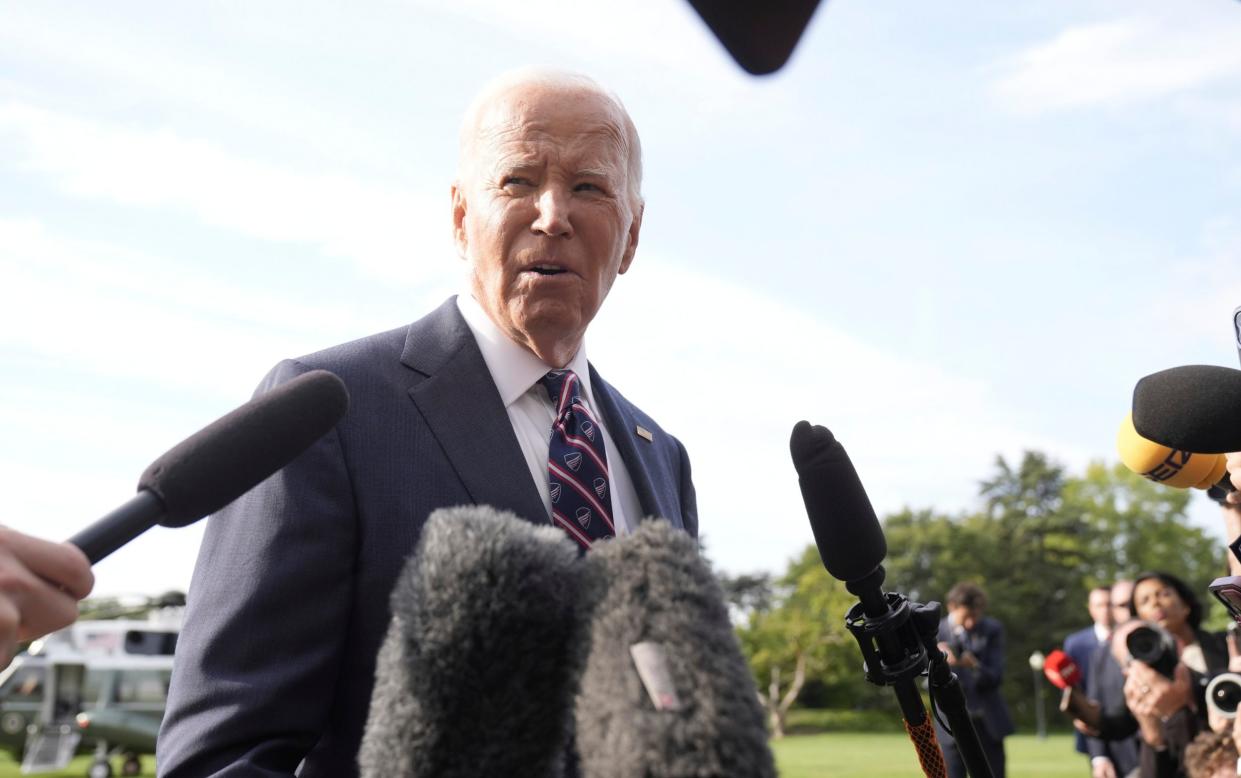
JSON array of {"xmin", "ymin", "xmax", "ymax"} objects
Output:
[{"xmin": 456, "ymin": 67, "xmax": 643, "ymax": 205}]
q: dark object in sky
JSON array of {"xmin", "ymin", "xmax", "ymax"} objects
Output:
[{"xmin": 686, "ymin": 0, "xmax": 824, "ymax": 75}]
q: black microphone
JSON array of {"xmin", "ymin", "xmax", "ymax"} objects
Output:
[
  {"xmin": 359, "ymin": 505, "xmax": 590, "ymax": 778},
  {"xmin": 575, "ymin": 520, "xmax": 776, "ymax": 778},
  {"xmin": 1131, "ymin": 364, "xmax": 1241, "ymax": 454},
  {"xmin": 68, "ymin": 369, "xmax": 349, "ymax": 563},
  {"xmin": 789, "ymin": 423, "xmax": 909, "ymax": 687}
]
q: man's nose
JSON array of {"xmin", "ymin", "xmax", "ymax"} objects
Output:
[{"xmin": 531, "ymin": 187, "xmax": 572, "ymax": 237}]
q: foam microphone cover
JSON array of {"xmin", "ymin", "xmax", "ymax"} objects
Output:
[
  {"xmin": 358, "ymin": 506, "xmax": 589, "ymax": 778},
  {"xmin": 789, "ymin": 421, "xmax": 886, "ymax": 582},
  {"xmin": 1117, "ymin": 412, "xmax": 1228, "ymax": 489},
  {"xmin": 138, "ymin": 369, "xmax": 349, "ymax": 526},
  {"xmin": 1132, "ymin": 364, "xmax": 1241, "ymax": 454},
  {"xmin": 1043, "ymin": 649, "xmax": 1081, "ymax": 690},
  {"xmin": 574, "ymin": 520, "xmax": 775, "ymax": 778}
]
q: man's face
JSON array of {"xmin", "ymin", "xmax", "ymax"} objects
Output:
[
  {"xmin": 949, "ymin": 605, "xmax": 981, "ymax": 632},
  {"xmin": 1111, "ymin": 581, "xmax": 1134, "ymax": 626},
  {"xmin": 1088, "ymin": 588, "xmax": 1113, "ymax": 629},
  {"xmin": 452, "ymin": 83, "xmax": 642, "ymax": 365}
]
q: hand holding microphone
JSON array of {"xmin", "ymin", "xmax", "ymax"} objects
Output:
[
  {"xmin": 1, "ymin": 368, "xmax": 347, "ymax": 670},
  {"xmin": 0, "ymin": 528, "xmax": 94, "ymax": 668}
]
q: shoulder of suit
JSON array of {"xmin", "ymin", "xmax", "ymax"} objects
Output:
[{"xmin": 589, "ymin": 366, "xmax": 685, "ymax": 450}]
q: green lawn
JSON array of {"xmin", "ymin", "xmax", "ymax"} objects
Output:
[
  {"xmin": 771, "ymin": 733, "xmax": 1084, "ymax": 778},
  {"xmin": 0, "ymin": 735, "xmax": 1081, "ymax": 777},
  {"xmin": 0, "ymin": 754, "xmax": 155, "ymax": 778}
]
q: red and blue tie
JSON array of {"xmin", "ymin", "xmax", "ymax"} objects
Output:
[{"xmin": 540, "ymin": 369, "xmax": 614, "ymax": 549}]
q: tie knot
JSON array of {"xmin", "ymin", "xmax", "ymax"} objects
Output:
[{"xmin": 539, "ymin": 369, "xmax": 581, "ymax": 413}]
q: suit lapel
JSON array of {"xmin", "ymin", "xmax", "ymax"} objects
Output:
[
  {"xmin": 589, "ymin": 365, "xmax": 678, "ymax": 526},
  {"xmin": 400, "ymin": 299, "xmax": 548, "ymax": 526}
]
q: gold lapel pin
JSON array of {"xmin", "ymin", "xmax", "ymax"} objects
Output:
[{"xmin": 635, "ymin": 425, "xmax": 653, "ymax": 442}]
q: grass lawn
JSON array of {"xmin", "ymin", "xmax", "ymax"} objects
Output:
[
  {"xmin": 772, "ymin": 733, "xmax": 1083, "ymax": 777},
  {"xmin": 0, "ymin": 734, "xmax": 1080, "ymax": 777},
  {"xmin": 0, "ymin": 754, "xmax": 155, "ymax": 777}
]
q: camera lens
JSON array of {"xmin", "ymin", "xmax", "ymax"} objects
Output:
[
  {"xmin": 1126, "ymin": 626, "xmax": 1159, "ymax": 663},
  {"xmin": 1207, "ymin": 673, "xmax": 1241, "ymax": 719}
]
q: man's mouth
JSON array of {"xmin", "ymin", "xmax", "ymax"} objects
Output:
[{"xmin": 528, "ymin": 264, "xmax": 568, "ymax": 276}]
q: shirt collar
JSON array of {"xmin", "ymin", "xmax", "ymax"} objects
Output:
[{"xmin": 456, "ymin": 292, "xmax": 593, "ymax": 407}]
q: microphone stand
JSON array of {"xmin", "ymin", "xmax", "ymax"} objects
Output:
[{"xmin": 844, "ymin": 566, "xmax": 993, "ymax": 778}]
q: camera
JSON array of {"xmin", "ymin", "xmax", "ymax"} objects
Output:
[
  {"xmin": 1207, "ymin": 673, "xmax": 1241, "ymax": 720},
  {"xmin": 1210, "ymin": 573, "xmax": 1241, "ymax": 625},
  {"xmin": 1125, "ymin": 622, "xmax": 1179, "ymax": 678}
]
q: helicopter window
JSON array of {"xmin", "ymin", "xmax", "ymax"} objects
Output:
[
  {"xmin": 113, "ymin": 670, "xmax": 170, "ymax": 704},
  {"xmin": 123, "ymin": 630, "xmax": 178, "ymax": 656},
  {"xmin": 0, "ymin": 667, "xmax": 43, "ymax": 701}
]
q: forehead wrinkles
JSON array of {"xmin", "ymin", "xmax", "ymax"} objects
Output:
[
  {"xmin": 467, "ymin": 92, "xmax": 632, "ymax": 178},
  {"xmin": 482, "ymin": 115, "xmax": 628, "ymax": 174}
]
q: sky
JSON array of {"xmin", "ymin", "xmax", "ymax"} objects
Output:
[{"xmin": 2, "ymin": 0, "xmax": 1240, "ymax": 598}]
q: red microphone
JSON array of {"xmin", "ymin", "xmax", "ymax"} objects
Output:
[{"xmin": 1044, "ymin": 649, "xmax": 1082, "ymax": 689}]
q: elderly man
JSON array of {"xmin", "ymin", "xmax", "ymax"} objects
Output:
[{"xmin": 157, "ymin": 70, "xmax": 697, "ymax": 777}]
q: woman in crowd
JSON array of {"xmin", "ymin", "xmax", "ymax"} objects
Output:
[{"xmin": 1122, "ymin": 571, "xmax": 1229, "ymax": 777}]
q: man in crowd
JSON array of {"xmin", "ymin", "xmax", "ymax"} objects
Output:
[
  {"xmin": 156, "ymin": 69, "xmax": 697, "ymax": 776},
  {"xmin": 1086, "ymin": 579, "xmax": 1141, "ymax": 778},
  {"xmin": 1065, "ymin": 586, "xmax": 1116, "ymax": 758},
  {"xmin": 937, "ymin": 581, "xmax": 1015, "ymax": 778}
]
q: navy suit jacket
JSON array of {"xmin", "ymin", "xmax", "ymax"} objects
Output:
[
  {"xmin": 1063, "ymin": 625, "xmax": 1104, "ymax": 754},
  {"xmin": 157, "ymin": 298, "xmax": 698, "ymax": 777},
  {"xmin": 1085, "ymin": 640, "xmax": 1140, "ymax": 776},
  {"xmin": 935, "ymin": 616, "xmax": 1015, "ymax": 742}
]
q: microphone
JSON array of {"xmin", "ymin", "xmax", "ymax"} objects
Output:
[
  {"xmin": 1042, "ymin": 650, "xmax": 1082, "ymax": 690},
  {"xmin": 358, "ymin": 505, "xmax": 589, "ymax": 778},
  {"xmin": 789, "ymin": 422, "xmax": 886, "ymax": 582},
  {"xmin": 1116, "ymin": 412, "xmax": 1233, "ymax": 492},
  {"xmin": 68, "ymin": 369, "xmax": 349, "ymax": 563},
  {"xmin": 574, "ymin": 520, "xmax": 775, "ymax": 778},
  {"xmin": 1131, "ymin": 364, "xmax": 1241, "ymax": 454}
]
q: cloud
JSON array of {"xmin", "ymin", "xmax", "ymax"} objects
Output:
[
  {"xmin": 0, "ymin": 101, "xmax": 453, "ymax": 285},
  {"xmin": 589, "ymin": 255, "xmax": 1085, "ymax": 574},
  {"xmin": 991, "ymin": 15, "xmax": 1241, "ymax": 114},
  {"xmin": 0, "ymin": 219, "xmax": 458, "ymax": 396}
]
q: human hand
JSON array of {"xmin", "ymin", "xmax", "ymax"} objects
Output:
[
  {"xmin": 1124, "ymin": 661, "xmax": 1192, "ymax": 720},
  {"xmin": 1232, "ymin": 710, "xmax": 1241, "ymax": 762},
  {"xmin": 937, "ymin": 641, "xmax": 958, "ymax": 665},
  {"xmin": 1227, "ymin": 453, "xmax": 1241, "ymax": 506},
  {"xmin": 0, "ymin": 527, "xmax": 94, "ymax": 668},
  {"xmin": 1090, "ymin": 757, "xmax": 1116, "ymax": 778}
]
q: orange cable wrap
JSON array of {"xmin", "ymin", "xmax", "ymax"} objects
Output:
[{"xmin": 904, "ymin": 715, "xmax": 948, "ymax": 778}]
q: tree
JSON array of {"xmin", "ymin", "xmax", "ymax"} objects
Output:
[{"xmin": 735, "ymin": 546, "xmax": 863, "ymax": 737}]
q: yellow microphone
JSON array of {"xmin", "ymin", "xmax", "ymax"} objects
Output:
[{"xmin": 1117, "ymin": 412, "xmax": 1230, "ymax": 490}]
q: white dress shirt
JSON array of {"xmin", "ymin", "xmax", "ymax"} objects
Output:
[{"xmin": 456, "ymin": 293, "xmax": 641, "ymax": 536}]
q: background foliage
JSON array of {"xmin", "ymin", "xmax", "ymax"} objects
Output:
[{"xmin": 724, "ymin": 453, "xmax": 1229, "ymax": 731}]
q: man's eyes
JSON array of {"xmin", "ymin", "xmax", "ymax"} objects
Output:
[{"xmin": 501, "ymin": 176, "xmax": 534, "ymax": 188}]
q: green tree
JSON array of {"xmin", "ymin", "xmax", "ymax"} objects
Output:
[
  {"xmin": 736, "ymin": 546, "xmax": 863, "ymax": 737},
  {"xmin": 1064, "ymin": 461, "xmax": 1223, "ymax": 599}
]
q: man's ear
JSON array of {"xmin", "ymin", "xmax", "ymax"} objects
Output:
[
  {"xmin": 618, "ymin": 199, "xmax": 643, "ymax": 275},
  {"xmin": 451, "ymin": 182, "xmax": 469, "ymax": 258}
]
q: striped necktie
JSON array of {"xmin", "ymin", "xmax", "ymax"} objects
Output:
[{"xmin": 540, "ymin": 369, "xmax": 614, "ymax": 549}]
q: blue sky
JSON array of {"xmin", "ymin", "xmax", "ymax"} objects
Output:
[{"xmin": 2, "ymin": 0, "xmax": 1240, "ymax": 597}]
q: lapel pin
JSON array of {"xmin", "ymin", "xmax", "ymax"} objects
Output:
[{"xmin": 635, "ymin": 425, "xmax": 653, "ymax": 442}]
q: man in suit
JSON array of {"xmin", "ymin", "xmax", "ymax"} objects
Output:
[
  {"xmin": 936, "ymin": 581, "xmax": 1015, "ymax": 778},
  {"xmin": 157, "ymin": 69, "xmax": 697, "ymax": 777},
  {"xmin": 1084, "ymin": 580, "xmax": 1141, "ymax": 778},
  {"xmin": 1065, "ymin": 586, "xmax": 1115, "ymax": 757}
]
